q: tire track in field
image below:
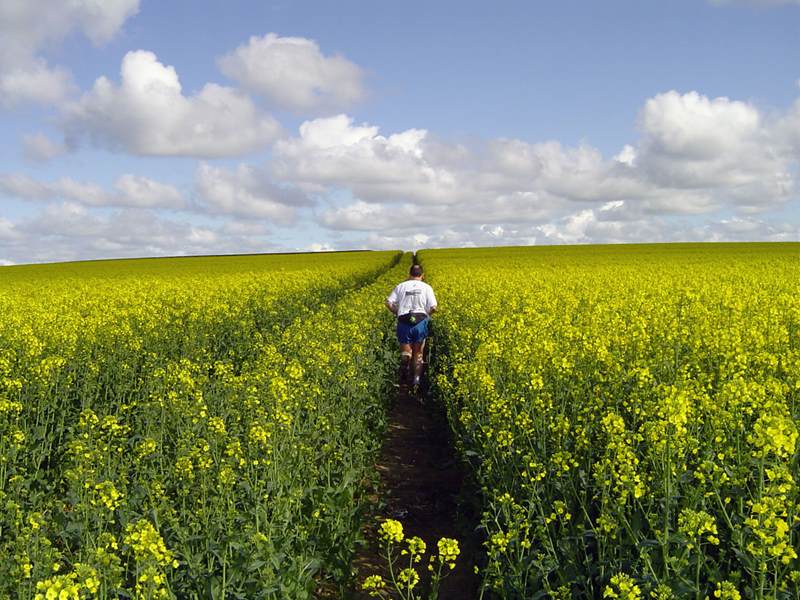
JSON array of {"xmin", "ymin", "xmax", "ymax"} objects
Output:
[{"xmin": 349, "ymin": 360, "xmax": 481, "ymax": 599}]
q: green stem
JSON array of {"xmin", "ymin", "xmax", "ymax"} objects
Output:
[{"xmin": 695, "ymin": 542, "xmax": 702, "ymax": 599}]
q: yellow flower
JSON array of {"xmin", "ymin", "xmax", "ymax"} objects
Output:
[
  {"xmin": 678, "ymin": 508, "xmax": 718, "ymax": 546},
  {"xmin": 378, "ymin": 519, "xmax": 404, "ymax": 544},
  {"xmin": 398, "ymin": 567, "xmax": 419, "ymax": 590},
  {"xmin": 604, "ymin": 573, "xmax": 642, "ymax": 600},
  {"xmin": 91, "ymin": 480, "xmax": 123, "ymax": 512},
  {"xmin": 362, "ymin": 574, "xmax": 387, "ymax": 597},
  {"xmin": 123, "ymin": 520, "xmax": 177, "ymax": 568},
  {"xmin": 437, "ymin": 537, "xmax": 460, "ymax": 568},
  {"xmin": 714, "ymin": 581, "xmax": 742, "ymax": 600},
  {"xmin": 406, "ymin": 536, "xmax": 426, "ymax": 562},
  {"xmin": 208, "ymin": 416, "xmax": 226, "ymax": 436}
]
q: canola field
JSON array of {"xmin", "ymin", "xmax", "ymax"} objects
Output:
[
  {"xmin": 0, "ymin": 251, "xmax": 405, "ymax": 599},
  {"xmin": 3, "ymin": 243, "xmax": 799, "ymax": 600},
  {"xmin": 422, "ymin": 243, "xmax": 800, "ymax": 599}
]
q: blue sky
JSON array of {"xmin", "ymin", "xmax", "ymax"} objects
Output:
[{"xmin": 0, "ymin": 0, "xmax": 798, "ymax": 263}]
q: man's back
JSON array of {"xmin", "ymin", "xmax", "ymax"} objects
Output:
[{"xmin": 388, "ymin": 279, "xmax": 437, "ymax": 317}]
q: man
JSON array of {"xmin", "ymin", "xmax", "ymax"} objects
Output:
[{"xmin": 385, "ymin": 263, "xmax": 438, "ymax": 387}]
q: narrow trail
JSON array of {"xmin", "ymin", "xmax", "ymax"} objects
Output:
[{"xmin": 350, "ymin": 360, "xmax": 481, "ymax": 599}]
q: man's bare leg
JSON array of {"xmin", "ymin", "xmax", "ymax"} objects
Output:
[
  {"xmin": 411, "ymin": 340, "xmax": 425, "ymax": 385},
  {"xmin": 400, "ymin": 344, "xmax": 412, "ymax": 383}
]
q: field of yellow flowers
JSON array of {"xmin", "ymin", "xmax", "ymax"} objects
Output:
[
  {"xmin": 422, "ymin": 243, "xmax": 800, "ymax": 599},
  {"xmin": 0, "ymin": 250, "xmax": 406, "ymax": 599},
  {"xmin": 5, "ymin": 243, "xmax": 799, "ymax": 599}
]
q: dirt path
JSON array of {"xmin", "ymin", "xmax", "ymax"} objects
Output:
[{"xmin": 349, "ymin": 369, "xmax": 481, "ymax": 599}]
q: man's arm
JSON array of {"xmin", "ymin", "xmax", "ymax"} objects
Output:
[
  {"xmin": 386, "ymin": 285, "xmax": 400, "ymax": 315},
  {"xmin": 427, "ymin": 287, "xmax": 438, "ymax": 315}
]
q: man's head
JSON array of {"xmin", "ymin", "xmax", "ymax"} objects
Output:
[{"xmin": 409, "ymin": 264, "xmax": 423, "ymax": 279}]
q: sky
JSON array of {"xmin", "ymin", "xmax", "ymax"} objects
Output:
[{"xmin": 0, "ymin": 0, "xmax": 799, "ymax": 264}]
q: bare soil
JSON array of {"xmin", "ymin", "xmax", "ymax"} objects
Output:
[{"xmin": 348, "ymin": 369, "xmax": 482, "ymax": 599}]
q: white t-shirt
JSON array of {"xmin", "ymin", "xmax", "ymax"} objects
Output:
[{"xmin": 387, "ymin": 279, "xmax": 438, "ymax": 317}]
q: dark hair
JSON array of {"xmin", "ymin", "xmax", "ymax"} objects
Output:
[{"xmin": 409, "ymin": 264, "xmax": 423, "ymax": 277}]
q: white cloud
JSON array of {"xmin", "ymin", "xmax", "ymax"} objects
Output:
[
  {"xmin": 0, "ymin": 0, "xmax": 140, "ymax": 62},
  {"xmin": 334, "ymin": 231, "xmax": 437, "ymax": 252},
  {"xmin": 274, "ymin": 114, "xmax": 462, "ymax": 204},
  {"xmin": 318, "ymin": 192, "xmax": 558, "ymax": 232},
  {"xmin": 0, "ymin": 0, "xmax": 139, "ymax": 107},
  {"xmin": 639, "ymin": 93, "xmax": 771, "ymax": 172},
  {"xmin": 614, "ymin": 144, "xmax": 636, "ymax": 166},
  {"xmin": 320, "ymin": 200, "xmax": 401, "ymax": 230},
  {"xmin": 544, "ymin": 207, "xmax": 631, "ymax": 245},
  {"xmin": 22, "ymin": 132, "xmax": 68, "ymax": 161},
  {"xmin": 634, "ymin": 91, "xmax": 793, "ymax": 211},
  {"xmin": 4, "ymin": 74, "xmax": 800, "ymax": 261},
  {"xmin": 270, "ymin": 88, "xmax": 799, "ymax": 247},
  {"xmin": 0, "ymin": 204, "xmax": 279, "ymax": 264},
  {"xmin": 0, "ymin": 60, "xmax": 75, "ymax": 108},
  {"xmin": 113, "ymin": 175, "xmax": 185, "ymax": 209},
  {"xmin": 307, "ymin": 242, "xmax": 335, "ymax": 252},
  {"xmin": 194, "ymin": 163, "xmax": 310, "ymax": 222},
  {"xmin": 702, "ymin": 216, "xmax": 798, "ymax": 241},
  {"xmin": 218, "ymin": 33, "xmax": 364, "ymax": 113},
  {"xmin": 64, "ymin": 50, "xmax": 282, "ymax": 157},
  {"xmin": 0, "ymin": 217, "xmax": 21, "ymax": 241},
  {"xmin": 220, "ymin": 220, "xmax": 271, "ymax": 237},
  {"xmin": 0, "ymin": 173, "xmax": 185, "ymax": 209},
  {"xmin": 777, "ymin": 99, "xmax": 800, "ymax": 152},
  {"xmin": 351, "ymin": 208, "xmax": 798, "ymax": 251},
  {"xmin": 272, "ymin": 115, "xmax": 641, "ymax": 226},
  {"xmin": 355, "ymin": 226, "xmax": 543, "ymax": 251}
]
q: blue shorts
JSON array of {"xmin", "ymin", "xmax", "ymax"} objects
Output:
[{"xmin": 396, "ymin": 317, "xmax": 430, "ymax": 345}]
